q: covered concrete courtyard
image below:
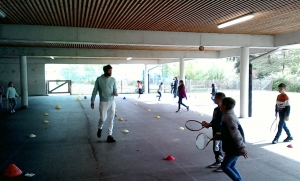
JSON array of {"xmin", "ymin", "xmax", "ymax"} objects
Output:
[
  {"xmin": 1, "ymin": 92, "xmax": 300, "ymax": 180},
  {"xmin": 1, "ymin": 1, "xmax": 300, "ymax": 180}
]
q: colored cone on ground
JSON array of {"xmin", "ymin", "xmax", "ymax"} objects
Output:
[
  {"xmin": 123, "ymin": 97, "xmax": 126, "ymax": 100},
  {"xmin": 55, "ymin": 105, "xmax": 61, "ymax": 109},
  {"xmin": 122, "ymin": 129, "xmax": 129, "ymax": 133},
  {"xmin": 155, "ymin": 116, "xmax": 160, "ymax": 119},
  {"xmin": 119, "ymin": 118, "xmax": 123, "ymax": 121},
  {"xmin": 164, "ymin": 155, "xmax": 175, "ymax": 161},
  {"xmin": 287, "ymin": 144, "xmax": 293, "ymax": 148},
  {"xmin": 28, "ymin": 134, "xmax": 36, "ymax": 138},
  {"xmin": 44, "ymin": 113, "xmax": 49, "ymax": 116},
  {"xmin": 3, "ymin": 164, "xmax": 22, "ymax": 177},
  {"xmin": 43, "ymin": 120, "xmax": 49, "ymax": 124},
  {"xmin": 178, "ymin": 127, "xmax": 184, "ymax": 130}
]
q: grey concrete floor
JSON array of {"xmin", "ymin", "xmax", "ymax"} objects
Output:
[{"xmin": 0, "ymin": 94, "xmax": 300, "ymax": 181}]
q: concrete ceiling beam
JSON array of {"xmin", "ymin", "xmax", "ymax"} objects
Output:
[
  {"xmin": 275, "ymin": 30, "xmax": 300, "ymax": 48},
  {"xmin": 0, "ymin": 47, "xmax": 219, "ymax": 59},
  {"xmin": 0, "ymin": 24, "xmax": 274, "ymax": 48}
]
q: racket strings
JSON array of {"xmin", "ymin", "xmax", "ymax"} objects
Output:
[
  {"xmin": 185, "ymin": 120, "xmax": 203, "ymax": 131},
  {"xmin": 196, "ymin": 134, "xmax": 210, "ymax": 149}
]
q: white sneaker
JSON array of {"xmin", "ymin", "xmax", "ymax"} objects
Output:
[{"xmin": 13, "ymin": 110, "xmax": 15, "ymax": 113}]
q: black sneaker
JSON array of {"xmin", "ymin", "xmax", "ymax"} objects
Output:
[
  {"xmin": 187, "ymin": 106, "xmax": 189, "ymax": 111},
  {"xmin": 97, "ymin": 129, "xmax": 102, "ymax": 138},
  {"xmin": 106, "ymin": 135, "xmax": 116, "ymax": 143},
  {"xmin": 272, "ymin": 139, "xmax": 278, "ymax": 144},
  {"xmin": 283, "ymin": 136, "xmax": 293, "ymax": 142}
]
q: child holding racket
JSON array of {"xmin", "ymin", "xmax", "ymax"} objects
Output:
[
  {"xmin": 217, "ymin": 97, "xmax": 247, "ymax": 181},
  {"xmin": 272, "ymin": 83, "xmax": 293, "ymax": 144},
  {"xmin": 203, "ymin": 92, "xmax": 226, "ymax": 172}
]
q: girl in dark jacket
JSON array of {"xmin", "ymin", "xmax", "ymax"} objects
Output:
[{"xmin": 176, "ymin": 80, "xmax": 189, "ymax": 113}]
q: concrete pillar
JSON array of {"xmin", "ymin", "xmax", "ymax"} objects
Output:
[
  {"xmin": 20, "ymin": 56, "xmax": 28, "ymax": 108},
  {"xmin": 240, "ymin": 47, "xmax": 249, "ymax": 118},
  {"xmin": 179, "ymin": 58, "xmax": 185, "ymax": 83},
  {"xmin": 144, "ymin": 64, "xmax": 148, "ymax": 94}
]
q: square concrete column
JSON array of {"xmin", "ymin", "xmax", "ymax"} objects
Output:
[
  {"xmin": 240, "ymin": 47, "xmax": 249, "ymax": 118},
  {"xmin": 144, "ymin": 64, "xmax": 148, "ymax": 94},
  {"xmin": 180, "ymin": 58, "xmax": 185, "ymax": 82},
  {"xmin": 20, "ymin": 56, "xmax": 28, "ymax": 108}
]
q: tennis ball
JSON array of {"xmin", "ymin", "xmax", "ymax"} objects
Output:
[
  {"xmin": 155, "ymin": 116, "xmax": 160, "ymax": 119},
  {"xmin": 119, "ymin": 118, "xmax": 123, "ymax": 121},
  {"xmin": 199, "ymin": 113, "xmax": 203, "ymax": 116},
  {"xmin": 147, "ymin": 109, "xmax": 151, "ymax": 112}
]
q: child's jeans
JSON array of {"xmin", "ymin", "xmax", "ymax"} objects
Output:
[
  {"xmin": 221, "ymin": 155, "xmax": 243, "ymax": 181},
  {"xmin": 213, "ymin": 140, "xmax": 223, "ymax": 163},
  {"xmin": 8, "ymin": 98, "xmax": 17, "ymax": 112},
  {"xmin": 274, "ymin": 112, "xmax": 291, "ymax": 140}
]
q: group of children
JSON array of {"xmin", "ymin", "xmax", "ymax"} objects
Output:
[{"xmin": 202, "ymin": 82, "xmax": 293, "ymax": 181}]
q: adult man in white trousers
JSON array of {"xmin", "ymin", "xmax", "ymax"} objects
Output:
[{"xmin": 91, "ymin": 65, "xmax": 118, "ymax": 143}]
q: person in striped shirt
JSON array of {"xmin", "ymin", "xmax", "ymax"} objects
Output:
[{"xmin": 272, "ymin": 83, "xmax": 293, "ymax": 144}]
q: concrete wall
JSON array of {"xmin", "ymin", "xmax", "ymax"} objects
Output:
[{"xmin": 0, "ymin": 58, "xmax": 46, "ymax": 96}]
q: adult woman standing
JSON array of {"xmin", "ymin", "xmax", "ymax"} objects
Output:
[
  {"xmin": 176, "ymin": 80, "xmax": 189, "ymax": 113},
  {"xmin": 6, "ymin": 82, "xmax": 19, "ymax": 113}
]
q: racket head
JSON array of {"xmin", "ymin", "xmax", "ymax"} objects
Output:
[
  {"xmin": 196, "ymin": 133, "xmax": 211, "ymax": 150},
  {"xmin": 270, "ymin": 118, "xmax": 278, "ymax": 132},
  {"xmin": 185, "ymin": 120, "xmax": 204, "ymax": 131}
]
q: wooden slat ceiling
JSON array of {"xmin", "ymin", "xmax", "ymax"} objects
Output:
[
  {"xmin": 0, "ymin": 41, "xmax": 228, "ymax": 51},
  {"xmin": 0, "ymin": 0, "xmax": 300, "ymax": 35}
]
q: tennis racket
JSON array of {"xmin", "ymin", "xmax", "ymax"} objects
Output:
[
  {"xmin": 185, "ymin": 120, "xmax": 206, "ymax": 131},
  {"xmin": 270, "ymin": 118, "xmax": 278, "ymax": 132},
  {"xmin": 196, "ymin": 133, "xmax": 213, "ymax": 150}
]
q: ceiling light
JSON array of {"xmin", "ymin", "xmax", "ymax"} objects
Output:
[
  {"xmin": 127, "ymin": 57, "xmax": 132, "ymax": 60},
  {"xmin": 50, "ymin": 56, "xmax": 54, "ymax": 59},
  {"xmin": 218, "ymin": 13, "xmax": 254, "ymax": 29},
  {"xmin": 0, "ymin": 10, "xmax": 6, "ymax": 18}
]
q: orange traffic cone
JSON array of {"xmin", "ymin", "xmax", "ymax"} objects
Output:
[
  {"xmin": 164, "ymin": 155, "xmax": 175, "ymax": 161},
  {"xmin": 287, "ymin": 144, "xmax": 293, "ymax": 148},
  {"xmin": 3, "ymin": 164, "xmax": 22, "ymax": 177}
]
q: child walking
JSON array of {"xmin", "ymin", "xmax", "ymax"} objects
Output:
[
  {"xmin": 176, "ymin": 80, "xmax": 189, "ymax": 113},
  {"xmin": 157, "ymin": 82, "xmax": 163, "ymax": 101},
  {"xmin": 272, "ymin": 83, "xmax": 293, "ymax": 144},
  {"xmin": 218, "ymin": 97, "xmax": 248, "ymax": 181},
  {"xmin": 6, "ymin": 82, "xmax": 20, "ymax": 113},
  {"xmin": 203, "ymin": 92, "xmax": 226, "ymax": 172}
]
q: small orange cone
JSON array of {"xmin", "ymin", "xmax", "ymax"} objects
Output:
[
  {"xmin": 287, "ymin": 144, "xmax": 293, "ymax": 148},
  {"xmin": 3, "ymin": 164, "xmax": 22, "ymax": 177},
  {"xmin": 164, "ymin": 155, "xmax": 175, "ymax": 161}
]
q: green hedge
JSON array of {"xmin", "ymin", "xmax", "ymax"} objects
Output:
[{"xmin": 272, "ymin": 76, "xmax": 300, "ymax": 92}]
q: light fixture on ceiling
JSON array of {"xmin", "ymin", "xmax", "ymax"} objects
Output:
[
  {"xmin": 0, "ymin": 10, "xmax": 6, "ymax": 18},
  {"xmin": 127, "ymin": 57, "xmax": 132, "ymax": 60},
  {"xmin": 50, "ymin": 56, "xmax": 54, "ymax": 59},
  {"xmin": 218, "ymin": 13, "xmax": 254, "ymax": 29}
]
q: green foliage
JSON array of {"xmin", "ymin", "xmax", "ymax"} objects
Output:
[
  {"xmin": 185, "ymin": 61, "xmax": 206, "ymax": 80},
  {"xmin": 205, "ymin": 66, "xmax": 225, "ymax": 80},
  {"xmin": 60, "ymin": 64, "xmax": 104, "ymax": 83},
  {"xmin": 272, "ymin": 75, "xmax": 300, "ymax": 92}
]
